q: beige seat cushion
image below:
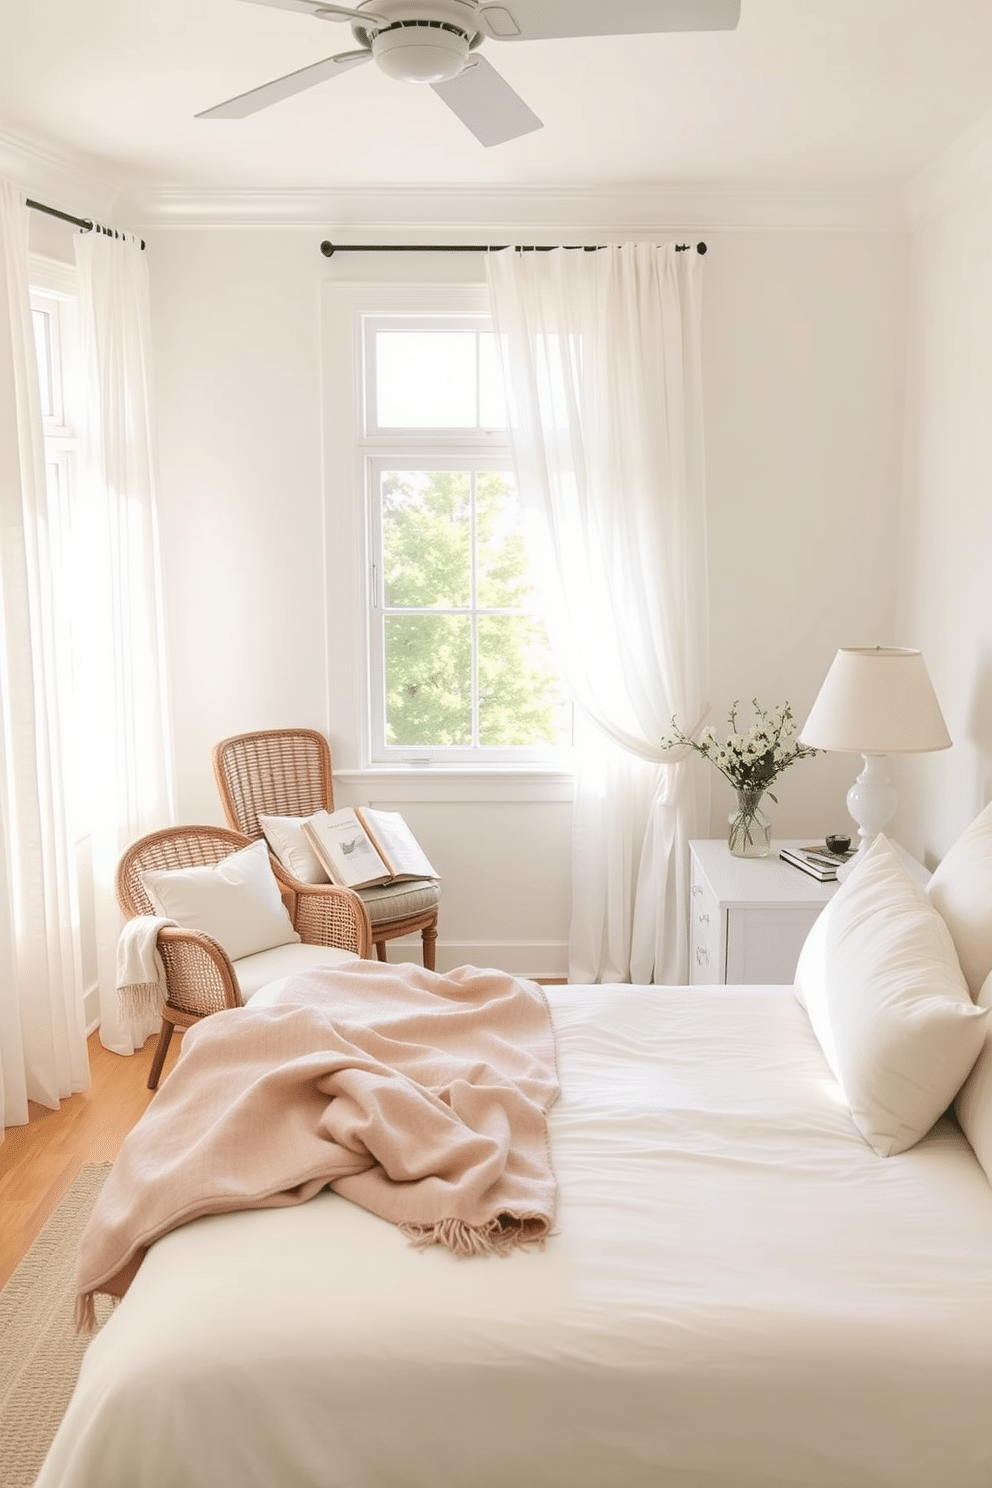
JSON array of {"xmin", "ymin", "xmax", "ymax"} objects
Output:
[
  {"xmin": 234, "ymin": 941, "xmax": 359, "ymax": 1002},
  {"xmin": 358, "ymin": 879, "xmax": 440, "ymax": 925}
]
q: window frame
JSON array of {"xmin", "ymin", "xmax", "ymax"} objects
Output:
[
  {"xmin": 29, "ymin": 258, "xmax": 87, "ymax": 837},
  {"xmin": 319, "ymin": 280, "xmax": 574, "ymax": 781},
  {"xmin": 30, "ymin": 268, "xmax": 79, "ymax": 447}
]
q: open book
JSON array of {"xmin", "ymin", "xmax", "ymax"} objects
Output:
[{"xmin": 303, "ymin": 807, "xmax": 439, "ymax": 891}]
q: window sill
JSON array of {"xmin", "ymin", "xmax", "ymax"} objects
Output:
[{"xmin": 335, "ymin": 765, "xmax": 574, "ymax": 804}]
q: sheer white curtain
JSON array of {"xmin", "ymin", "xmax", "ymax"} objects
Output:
[
  {"xmin": 72, "ymin": 230, "xmax": 176, "ymax": 1055},
  {"xmin": 0, "ymin": 181, "xmax": 89, "ymax": 1129},
  {"xmin": 487, "ymin": 243, "xmax": 710, "ymax": 984}
]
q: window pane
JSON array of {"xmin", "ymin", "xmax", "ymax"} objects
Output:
[
  {"xmin": 475, "ymin": 471, "xmax": 530, "ymax": 609},
  {"xmin": 478, "ymin": 615, "xmax": 570, "ymax": 747},
  {"xmin": 385, "ymin": 614, "xmax": 472, "ymax": 746},
  {"xmin": 376, "ymin": 330, "xmax": 477, "ymax": 428},
  {"xmin": 32, "ymin": 307, "xmax": 54, "ymax": 418},
  {"xmin": 478, "ymin": 333, "xmax": 506, "ymax": 429},
  {"xmin": 382, "ymin": 469, "xmax": 471, "ymax": 608}
]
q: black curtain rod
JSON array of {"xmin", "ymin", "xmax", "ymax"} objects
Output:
[
  {"xmin": 320, "ymin": 239, "xmax": 706, "ymax": 258},
  {"xmin": 26, "ymin": 197, "xmax": 145, "ymax": 251}
]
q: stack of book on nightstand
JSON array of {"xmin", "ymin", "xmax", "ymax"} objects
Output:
[{"xmin": 779, "ymin": 845, "xmax": 854, "ymax": 882}]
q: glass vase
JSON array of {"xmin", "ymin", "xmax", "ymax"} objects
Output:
[{"xmin": 727, "ymin": 788, "xmax": 772, "ymax": 858}]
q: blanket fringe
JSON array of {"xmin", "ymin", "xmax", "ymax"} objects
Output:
[
  {"xmin": 399, "ymin": 1215, "xmax": 548, "ymax": 1257},
  {"xmin": 117, "ymin": 982, "xmax": 165, "ymax": 1020},
  {"xmin": 75, "ymin": 1290, "xmax": 97, "ymax": 1334}
]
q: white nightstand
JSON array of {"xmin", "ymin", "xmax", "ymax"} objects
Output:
[{"xmin": 688, "ymin": 839, "xmax": 838, "ymax": 986}]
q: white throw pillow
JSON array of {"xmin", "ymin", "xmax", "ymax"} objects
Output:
[
  {"xmin": 794, "ymin": 900, "xmax": 828, "ymax": 1013},
  {"xmin": 799, "ymin": 835, "xmax": 987, "ymax": 1157},
  {"xmin": 793, "ymin": 902, "xmax": 839, "ymax": 1064},
  {"xmin": 141, "ymin": 838, "xmax": 300, "ymax": 961},
  {"xmin": 258, "ymin": 814, "xmax": 330, "ymax": 886},
  {"xmin": 955, "ymin": 967, "xmax": 992, "ymax": 1187},
  {"xmin": 927, "ymin": 800, "xmax": 992, "ymax": 997}
]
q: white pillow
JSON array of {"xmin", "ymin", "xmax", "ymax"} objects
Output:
[
  {"xmin": 793, "ymin": 902, "xmax": 839, "ymax": 1067},
  {"xmin": 798, "ymin": 835, "xmax": 987, "ymax": 1157},
  {"xmin": 927, "ymin": 800, "xmax": 992, "ymax": 998},
  {"xmin": 955, "ymin": 967, "xmax": 992, "ymax": 1187},
  {"xmin": 258, "ymin": 814, "xmax": 330, "ymax": 886},
  {"xmin": 141, "ymin": 838, "xmax": 300, "ymax": 961}
]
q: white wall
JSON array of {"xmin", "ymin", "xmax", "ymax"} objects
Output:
[
  {"xmin": 145, "ymin": 220, "xmax": 911, "ymax": 973},
  {"xmin": 898, "ymin": 151, "xmax": 992, "ymax": 868},
  {"xmin": 700, "ymin": 231, "xmax": 911, "ymax": 837}
]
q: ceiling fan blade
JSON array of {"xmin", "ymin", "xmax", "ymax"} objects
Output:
[
  {"xmin": 196, "ymin": 50, "xmax": 370, "ymax": 118},
  {"xmin": 479, "ymin": 0, "xmax": 740, "ymax": 41},
  {"xmin": 431, "ymin": 55, "xmax": 541, "ymax": 147},
  {"xmin": 233, "ymin": 0, "xmax": 369, "ymax": 17}
]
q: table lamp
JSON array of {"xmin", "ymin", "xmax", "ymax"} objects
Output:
[{"xmin": 800, "ymin": 646, "xmax": 951, "ymax": 876}]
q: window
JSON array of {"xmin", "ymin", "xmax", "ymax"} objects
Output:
[
  {"xmin": 31, "ymin": 286, "xmax": 76, "ymax": 511},
  {"xmin": 30, "ymin": 267, "xmax": 87, "ymax": 836},
  {"xmin": 363, "ymin": 317, "xmax": 570, "ymax": 765}
]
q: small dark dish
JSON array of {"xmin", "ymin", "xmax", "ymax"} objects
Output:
[{"xmin": 825, "ymin": 833, "xmax": 851, "ymax": 856}]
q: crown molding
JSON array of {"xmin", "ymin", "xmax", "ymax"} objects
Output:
[
  {"xmin": 120, "ymin": 181, "xmax": 907, "ymax": 235},
  {"xmin": 0, "ymin": 119, "xmax": 907, "ymax": 236},
  {"xmin": 0, "ymin": 127, "xmax": 121, "ymax": 222},
  {"xmin": 903, "ymin": 108, "xmax": 992, "ymax": 227}
]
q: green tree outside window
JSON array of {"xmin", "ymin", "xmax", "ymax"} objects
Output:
[{"xmin": 380, "ymin": 468, "xmax": 566, "ymax": 748}]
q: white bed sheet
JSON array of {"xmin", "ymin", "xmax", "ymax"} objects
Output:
[{"xmin": 38, "ymin": 984, "xmax": 992, "ymax": 1488}]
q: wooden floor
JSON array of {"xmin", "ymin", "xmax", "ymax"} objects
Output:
[{"xmin": 0, "ymin": 1029, "xmax": 180, "ymax": 1288}]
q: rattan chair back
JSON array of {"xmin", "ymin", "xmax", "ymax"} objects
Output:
[
  {"xmin": 210, "ymin": 727, "xmax": 439, "ymax": 970},
  {"xmin": 116, "ymin": 824, "xmax": 253, "ymax": 919},
  {"xmin": 212, "ymin": 728, "xmax": 334, "ymax": 841}
]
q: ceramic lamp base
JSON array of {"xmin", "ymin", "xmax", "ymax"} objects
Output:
[{"xmin": 836, "ymin": 752, "xmax": 897, "ymax": 880}]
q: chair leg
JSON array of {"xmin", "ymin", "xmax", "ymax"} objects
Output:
[
  {"xmin": 421, "ymin": 922, "xmax": 437, "ymax": 971},
  {"xmin": 147, "ymin": 1019, "xmax": 175, "ymax": 1091},
  {"xmin": 374, "ymin": 941, "xmax": 388, "ymax": 962}
]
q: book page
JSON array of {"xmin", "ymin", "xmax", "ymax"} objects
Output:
[
  {"xmin": 302, "ymin": 809, "xmax": 391, "ymax": 889},
  {"xmin": 357, "ymin": 808, "xmax": 439, "ymax": 881}
]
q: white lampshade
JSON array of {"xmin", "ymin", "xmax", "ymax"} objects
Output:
[
  {"xmin": 800, "ymin": 647, "xmax": 951, "ymax": 875},
  {"xmin": 800, "ymin": 647, "xmax": 951, "ymax": 754}
]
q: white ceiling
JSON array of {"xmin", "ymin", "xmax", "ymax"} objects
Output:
[{"xmin": 3, "ymin": 0, "xmax": 992, "ymax": 222}]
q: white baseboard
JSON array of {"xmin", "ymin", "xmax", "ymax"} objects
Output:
[
  {"xmin": 379, "ymin": 940, "xmax": 569, "ymax": 982},
  {"xmin": 84, "ymin": 982, "xmax": 101, "ymax": 1037}
]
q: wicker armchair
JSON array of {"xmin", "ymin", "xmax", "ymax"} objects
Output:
[
  {"xmin": 117, "ymin": 823, "xmax": 372, "ymax": 1089},
  {"xmin": 212, "ymin": 727, "xmax": 440, "ymax": 970}
]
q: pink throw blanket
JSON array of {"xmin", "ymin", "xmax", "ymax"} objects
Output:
[{"xmin": 77, "ymin": 963, "xmax": 559, "ymax": 1328}]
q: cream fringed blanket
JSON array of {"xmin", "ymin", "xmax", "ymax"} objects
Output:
[{"xmin": 77, "ymin": 963, "xmax": 559, "ymax": 1328}]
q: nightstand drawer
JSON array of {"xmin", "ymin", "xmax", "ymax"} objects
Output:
[
  {"xmin": 689, "ymin": 858, "xmax": 725, "ymax": 983},
  {"xmin": 724, "ymin": 906, "xmax": 825, "ymax": 984}
]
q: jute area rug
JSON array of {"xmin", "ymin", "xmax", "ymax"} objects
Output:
[{"xmin": 1, "ymin": 1165, "xmax": 115, "ymax": 1488}]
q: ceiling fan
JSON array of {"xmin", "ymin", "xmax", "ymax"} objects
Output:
[{"xmin": 198, "ymin": 0, "xmax": 741, "ymax": 146}]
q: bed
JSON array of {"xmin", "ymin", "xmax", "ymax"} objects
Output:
[{"xmin": 36, "ymin": 825, "xmax": 992, "ymax": 1488}]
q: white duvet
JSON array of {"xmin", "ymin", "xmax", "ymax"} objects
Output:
[{"xmin": 37, "ymin": 984, "xmax": 992, "ymax": 1488}]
